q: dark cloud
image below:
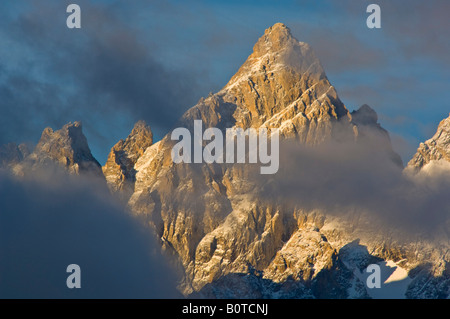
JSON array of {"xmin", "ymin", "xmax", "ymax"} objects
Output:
[
  {"xmin": 0, "ymin": 168, "xmax": 180, "ymax": 298},
  {"xmin": 379, "ymin": 0, "xmax": 450, "ymax": 66},
  {"xmin": 0, "ymin": 0, "xmax": 204, "ymax": 161},
  {"xmin": 320, "ymin": 0, "xmax": 450, "ymax": 66}
]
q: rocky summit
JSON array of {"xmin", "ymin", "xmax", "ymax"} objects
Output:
[
  {"xmin": 11, "ymin": 121, "xmax": 103, "ymax": 177},
  {"xmin": 181, "ymin": 23, "xmax": 354, "ymax": 143}
]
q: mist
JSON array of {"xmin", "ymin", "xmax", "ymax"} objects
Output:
[
  {"xmin": 0, "ymin": 167, "xmax": 180, "ymax": 298},
  {"xmin": 257, "ymin": 138, "xmax": 450, "ymax": 237}
]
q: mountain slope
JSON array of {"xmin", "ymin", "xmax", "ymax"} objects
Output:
[{"xmin": 407, "ymin": 114, "xmax": 450, "ymax": 171}]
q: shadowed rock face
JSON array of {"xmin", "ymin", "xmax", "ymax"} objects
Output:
[
  {"xmin": 351, "ymin": 104, "xmax": 403, "ymax": 167},
  {"xmin": 408, "ymin": 114, "xmax": 450, "ymax": 171},
  {"xmin": 103, "ymin": 120, "xmax": 153, "ymax": 200},
  {"xmin": 351, "ymin": 104, "xmax": 378, "ymax": 126}
]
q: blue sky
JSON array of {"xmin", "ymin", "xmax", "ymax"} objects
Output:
[{"xmin": 1, "ymin": 0, "xmax": 449, "ymax": 164}]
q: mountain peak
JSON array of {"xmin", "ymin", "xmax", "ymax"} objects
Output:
[
  {"xmin": 213, "ymin": 23, "xmax": 349, "ymax": 140},
  {"xmin": 261, "ymin": 22, "xmax": 293, "ymax": 45},
  {"xmin": 224, "ymin": 23, "xmax": 325, "ymax": 94},
  {"xmin": 25, "ymin": 121, "xmax": 103, "ymax": 176},
  {"xmin": 251, "ymin": 22, "xmax": 318, "ymax": 67},
  {"xmin": 37, "ymin": 121, "xmax": 86, "ymax": 154},
  {"xmin": 267, "ymin": 22, "xmax": 289, "ymax": 32},
  {"xmin": 351, "ymin": 104, "xmax": 378, "ymax": 126},
  {"xmin": 103, "ymin": 120, "xmax": 153, "ymax": 198},
  {"xmin": 130, "ymin": 120, "xmax": 152, "ymax": 138}
]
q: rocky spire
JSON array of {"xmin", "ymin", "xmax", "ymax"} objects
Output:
[
  {"xmin": 103, "ymin": 120, "xmax": 153, "ymax": 199},
  {"xmin": 225, "ymin": 23, "xmax": 325, "ymax": 90},
  {"xmin": 351, "ymin": 104, "xmax": 403, "ymax": 167},
  {"xmin": 351, "ymin": 104, "xmax": 378, "ymax": 126},
  {"xmin": 189, "ymin": 22, "xmax": 353, "ymax": 143},
  {"xmin": 21, "ymin": 121, "xmax": 103, "ymax": 176}
]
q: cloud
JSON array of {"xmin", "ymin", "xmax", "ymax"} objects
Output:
[
  {"xmin": 318, "ymin": 0, "xmax": 450, "ymax": 66},
  {"xmin": 0, "ymin": 0, "xmax": 203, "ymax": 161},
  {"xmin": 0, "ymin": 168, "xmax": 180, "ymax": 298},
  {"xmin": 293, "ymin": 25, "xmax": 387, "ymax": 73},
  {"xmin": 257, "ymin": 138, "xmax": 450, "ymax": 237},
  {"xmin": 387, "ymin": 132, "xmax": 420, "ymax": 165},
  {"xmin": 379, "ymin": 0, "xmax": 450, "ymax": 66}
]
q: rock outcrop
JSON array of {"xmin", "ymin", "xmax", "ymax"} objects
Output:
[
  {"xmin": 103, "ymin": 121, "xmax": 153, "ymax": 199},
  {"xmin": 14, "ymin": 121, "xmax": 103, "ymax": 177},
  {"xmin": 407, "ymin": 114, "xmax": 450, "ymax": 171},
  {"xmin": 351, "ymin": 104, "xmax": 403, "ymax": 167}
]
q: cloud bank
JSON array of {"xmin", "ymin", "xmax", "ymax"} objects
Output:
[
  {"xmin": 258, "ymin": 138, "xmax": 450, "ymax": 237},
  {"xmin": 0, "ymin": 0, "xmax": 203, "ymax": 162},
  {"xmin": 0, "ymin": 168, "xmax": 180, "ymax": 298}
]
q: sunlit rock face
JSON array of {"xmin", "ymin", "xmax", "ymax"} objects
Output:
[
  {"xmin": 103, "ymin": 120, "xmax": 153, "ymax": 200},
  {"xmin": 12, "ymin": 121, "xmax": 103, "ymax": 177},
  {"xmin": 407, "ymin": 114, "xmax": 450, "ymax": 171}
]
